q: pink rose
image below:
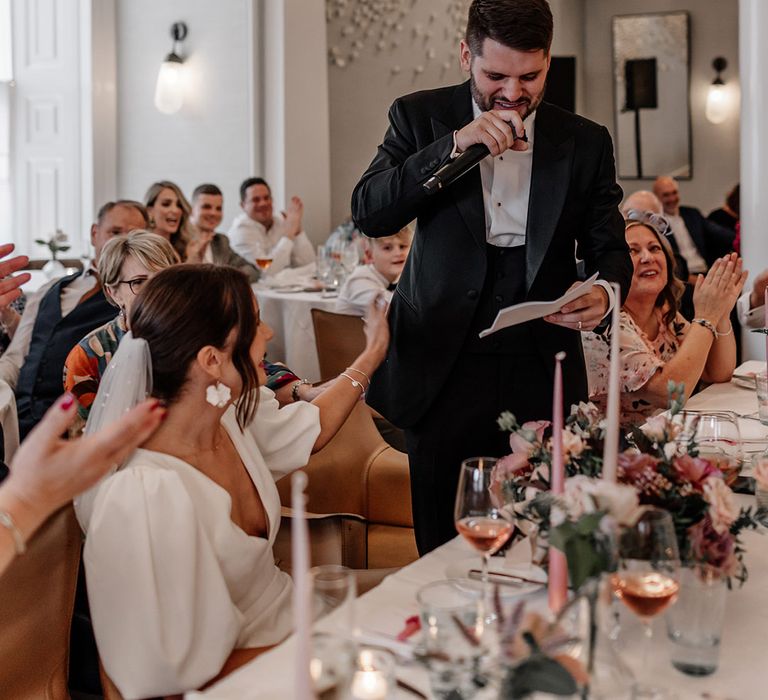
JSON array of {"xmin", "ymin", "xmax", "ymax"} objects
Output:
[
  {"xmin": 509, "ymin": 420, "xmax": 550, "ymax": 457},
  {"xmin": 617, "ymin": 451, "xmax": 660, "ymax": 482},
  {"xmin": 673, "ymin": 454, "xmax": 722, "ymax": 486},
  {"xmin": 702, "ymin": 477, "xmax": 739, "ymax": 534},
  {"xmin": 561, "ymin": 429, "xmax": 585, "ymax": 460},
  {"xmin": 489, "ymin": 453, "xmax": 531, "ymax": 507},
  {"xmin": 688, "ymin": 518, "xmax": 740, "ymax": 576}
]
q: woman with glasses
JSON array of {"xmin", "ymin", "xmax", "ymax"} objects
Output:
[
  {"xmin": 63, "ymin": 231, "xmax": 179, "ymax": 425},
  {"xmin": 582, "ymin": 211, "xmax": 746, "ymax": 427}
]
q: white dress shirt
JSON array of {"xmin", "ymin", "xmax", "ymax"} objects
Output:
[
  {"xmin": 460, "ymin": 102, "xmax": 615, "ymax": 318},
  {"xmin": 737, "ymin": 291, "xmax": 765, "ymax": 329},
  {"xmin": 668, "ymin": 213, "xmax": 707, "ymax": 274},
  {"xmin": 0, "ymin": 265, "xmax": 99, "ymax": 390},
  {"xmin": 335, "ymin": 264, "xmax": 394, "ymax": 316},
  {"xmin": 228, "ymin": 211, "xmax": 316, "ymax": 275}
]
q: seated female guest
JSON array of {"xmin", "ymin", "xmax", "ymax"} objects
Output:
[
  {"xmin": 583, "ymin": 211, "xmax": 745, "ymax": 426},
  {"xmin": 63, "ymin": 231, "xmax": 179, "ymax": 423},
  {"xmin": 76, "ymin": 265, "xmax": 388, "ymax": 698},
  {"xmin": 144, "ymin": 180, "xmax": 195, "ymax": 260}
]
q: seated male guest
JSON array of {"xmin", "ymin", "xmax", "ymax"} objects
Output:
[
  {"xmin": 653, "ymin": 176, "xmax": 735, "ymax": 282},
  {"xmin": 188, "ymin": 183, "xmax": 260, "ymax": 283},
  {"xmin": 0, "ymin": 200, "xmax": 147, "ymax": 438},
  {"xmin": 227, "ymin": 177, "xmax": 315, "ymax": 274}
]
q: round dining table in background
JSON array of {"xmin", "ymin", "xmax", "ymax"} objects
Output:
[{"xmin": 253, "ymin": 285, "xmax": 338, "ymax": 382}]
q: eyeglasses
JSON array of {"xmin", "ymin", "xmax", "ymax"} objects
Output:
[
  {"xmin": 115, "ymin": 277, "xmax": 148, "ymax": 295},
  {"xmin": 625, "ymin": 209, "xmax": 673, "ymax": 238}
]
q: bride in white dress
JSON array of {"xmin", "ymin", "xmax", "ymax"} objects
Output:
[{"xmin": 74, "ymin": 264, "xmax": 389, "ymax": 699}]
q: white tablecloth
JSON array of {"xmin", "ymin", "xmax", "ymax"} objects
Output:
[
  {"xmin": 189, "ymin": 366, "xmax": 768, "ymax": 699},
  {"xmin": 253, "ymin": 286, "xmax": 338, "ymax": 382}
]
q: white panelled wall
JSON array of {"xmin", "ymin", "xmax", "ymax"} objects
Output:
[{"xmin": 739, "ymin": 0, "xmax": 768, "ymax": 359}]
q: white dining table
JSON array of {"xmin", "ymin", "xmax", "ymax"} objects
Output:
[
  {"xmin": 190, "ymin": 366, "xmax": 768, "ymax": 700},
  {"xmin": 253, "ymin": 286, "xmax": 339, "ymax": 382}
]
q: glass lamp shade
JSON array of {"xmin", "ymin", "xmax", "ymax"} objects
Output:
[
  {"xmin": 154, "ymin": 57, "xmax": 184, "ymax": 114},
  {"xmin": 705, "ymin": 83, "xmax": 728, "ymax": 124}
]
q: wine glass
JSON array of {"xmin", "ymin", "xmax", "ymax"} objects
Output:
[
  {"xmin": 454, "ymin": 457, "xmax": 514, "ymax": 618},
  {"xmin": 611, "ymin": 507, "xmax": 680, "ymax": 698},
  {"xmin": 677, "ymin": 411, "xmax": 743, "ymax": 486},
  {"xmin": 255, "ymin": 257, "xmax": 273, "ymax": 272}
]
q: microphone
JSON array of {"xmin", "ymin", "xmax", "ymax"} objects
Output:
[{"xmin": 422, "ymin": 129, "xmax": 528, "ymax": 196}]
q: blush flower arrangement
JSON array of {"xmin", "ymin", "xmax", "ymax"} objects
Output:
[{"xmin": 492, "ymin": 382, "xmax": 766, "ymax": 587}]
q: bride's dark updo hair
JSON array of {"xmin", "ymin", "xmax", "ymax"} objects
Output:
[{"xmin": 130, "ymin": 264, "xmax": 260, "ymax": 427}]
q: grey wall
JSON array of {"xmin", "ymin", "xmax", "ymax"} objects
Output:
[
  {"xmin": 583, "ymin": 0, "xmax": 739, "ymax": 213},
  {"xmin": 116, "ymin": 0, "xmax": 252, "ymax": 231}
]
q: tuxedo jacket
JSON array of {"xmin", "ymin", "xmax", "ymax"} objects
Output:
[
  {"xmin": 351, "ymin": 81, "xmax": 631, "ymax": 428},
  {"xmin": 679, "ymin": 206, "xmax": 735, "ymax": 268}
]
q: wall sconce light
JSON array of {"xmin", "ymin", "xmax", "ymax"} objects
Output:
[
  {"xmin": 705, "ymin": 56, "xmax": 729, "ymax": 125},
  {"xmin": 154, "ymin": 22, "xmax": 188, "ymax": 115}
]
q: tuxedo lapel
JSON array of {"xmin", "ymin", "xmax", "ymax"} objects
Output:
[
  {"xmin": 525, "ymin": 104, "xmax": 574, "ymax": 291},
  {"xmin": 431, "ymin": 82, "xmax": 486, "ymax": 250}
]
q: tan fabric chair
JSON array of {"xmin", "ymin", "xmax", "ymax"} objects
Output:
[
  {"xmin": 0, "ymin": 505, "xmax": 81, "ymax": 700},
  {"xmin": 276, "ymin": 402, "xmax": 418, "ymax": 570},
  {"xmin": 311, "ymin": 308, "xmax": 366, "ymax": 382}
]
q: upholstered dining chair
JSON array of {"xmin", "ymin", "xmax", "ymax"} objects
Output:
[
  {"xmin": 0, "ymin": 504, "xmax": 81, "ymax": 700},
  {"xmin": 310, "ymin": 308, "xmax": 366, "ymax": 382},
  {"xmin": 275, "ymin": 401, "xmax": 418, "ymax": 571}
]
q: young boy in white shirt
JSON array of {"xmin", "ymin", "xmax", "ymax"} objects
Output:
[{"xmin": 335, "ymin": 226, "xmax": 413, "ymax": 315}]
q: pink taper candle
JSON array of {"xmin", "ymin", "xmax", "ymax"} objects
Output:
[
  {"xmin": 549, "ymin": 351, "xmax": 568, "ymax": 614},
  {"xmin": 292, "ymin": 471, "xmax": 314, "ymax": 699},
  {"xmin": 601, "ymin": 282, "xmax": 621, "ymax": 482}
]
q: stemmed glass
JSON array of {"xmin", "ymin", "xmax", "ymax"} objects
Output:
[
  {"xmin": 611, "ymin": 507, "xmax": 680, "ymax": 698},
  {"xmin": 677, "ymin": 411, "xmax": 743, "ymax": 486},
  {"xmin": 454, "ymin": 457, "xmax": 514, "ymax": 618}
]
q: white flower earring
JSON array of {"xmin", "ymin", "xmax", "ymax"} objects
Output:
[{"xmin": 206, "ymin": 381, "xmax": 232, "ymax": 408}]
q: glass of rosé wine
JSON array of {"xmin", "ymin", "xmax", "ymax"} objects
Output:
[
  {"xmin": 611, "ymin": 507, "xmax": 680, "ymax": 698},
  {"xmin": 454, "ymin": 457, "xmax": 514, "ymax": 617}
]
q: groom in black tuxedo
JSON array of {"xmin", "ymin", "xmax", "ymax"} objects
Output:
[{"xmin": 352, "ymin": 0, "xmax": 632, "ymax": 554}]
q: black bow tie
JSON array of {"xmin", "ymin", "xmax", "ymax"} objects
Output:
[{"xmin": 387, "ymin": 282, "xmax": 397, "ymax": 292}]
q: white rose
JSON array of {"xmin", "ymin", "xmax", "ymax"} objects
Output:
[
  {"xmin": 703, "ymin": 477, "xmax": 739, "ymax": 534},
  {"xmin": 562, "ymin": 475, "xmax": 595, "ymax": 519},
  {"xmin": 589, "ymin": 480, "xmax": 643, "ymax": 526},
  {"xmin": 550, "ymin": 504, "xmax": 567, "ymax": 527},
  {"xmin": 641, "ymin": 414, "xmax": 668, "ymax": 442}
]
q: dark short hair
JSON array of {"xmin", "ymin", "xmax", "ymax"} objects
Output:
[
  {"xmin": 192, "ymin": 183, "xmax": 223, "ymax": 200},
  {"xmin": 130, "ymin": 264, "xmax": 260, "ymax": 428},
  {"xmin": 726, "ymin": 184, "xmax": 740, "ymax": 217},
  {"xmin": 96, "ymin": 200, "xmax": 149, "ymax": 227},
  {"xmin": 239, "ymin": 177, "xmax": 270, "ymax": 203},
  {"xmin": 466, "ymin": 0, "xmax": 553, "ymax": 55}
]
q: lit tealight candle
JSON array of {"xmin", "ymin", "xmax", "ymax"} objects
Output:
[{"xmin": 349, "ymin": 649, "xmax": 391, "ymax": 700}]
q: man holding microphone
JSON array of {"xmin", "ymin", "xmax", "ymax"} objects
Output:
[{"xmin": 352, "ymin": 0, "xmax": 631, "ymax": 554}]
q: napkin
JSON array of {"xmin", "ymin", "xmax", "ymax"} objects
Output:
[{"xmin": 260, "ymin": 263, "xmax": 317, "ymax": 288}]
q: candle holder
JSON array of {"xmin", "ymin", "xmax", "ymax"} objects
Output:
[{"xmin": 349, "ymin": 648, "xmax": 395, "ymax": 700}]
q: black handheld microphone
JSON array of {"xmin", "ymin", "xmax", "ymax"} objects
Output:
[{"xmin": 422, "ymin": 128, "xmax": 528, "ymax": 196}]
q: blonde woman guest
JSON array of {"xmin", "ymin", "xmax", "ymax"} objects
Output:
[
  {"xmin": 144, "ymin": 180, "xmax": 195, "ymax": 261},
  {"xmin": 63, "ymin": 231, "xmax": 179, "ymax": 422},
  {"xmin": 582, "ymin": 211, "xmax": 745, "ymax": 427}
]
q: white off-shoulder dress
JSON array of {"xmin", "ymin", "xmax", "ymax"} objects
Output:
[{"xmin": 78, "ymin": 387, "xmax": 320, "ymax": 700}]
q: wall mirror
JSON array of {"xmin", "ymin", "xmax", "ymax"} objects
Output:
[{"xmin": 612, "ymin": 11, "xmax": 691, "ymax": 180}]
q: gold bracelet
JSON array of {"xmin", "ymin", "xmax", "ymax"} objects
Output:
[
  {"xmin": 0, "ymin": 510, "xmax": 26, "ymax": 555},
  {"xmin": 346, "ymin": 366, "xmax": 371, "ymax": 385},
  {"xmin": 340, "ymin": 372, "xmax": 366, "ymax": 395}
]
